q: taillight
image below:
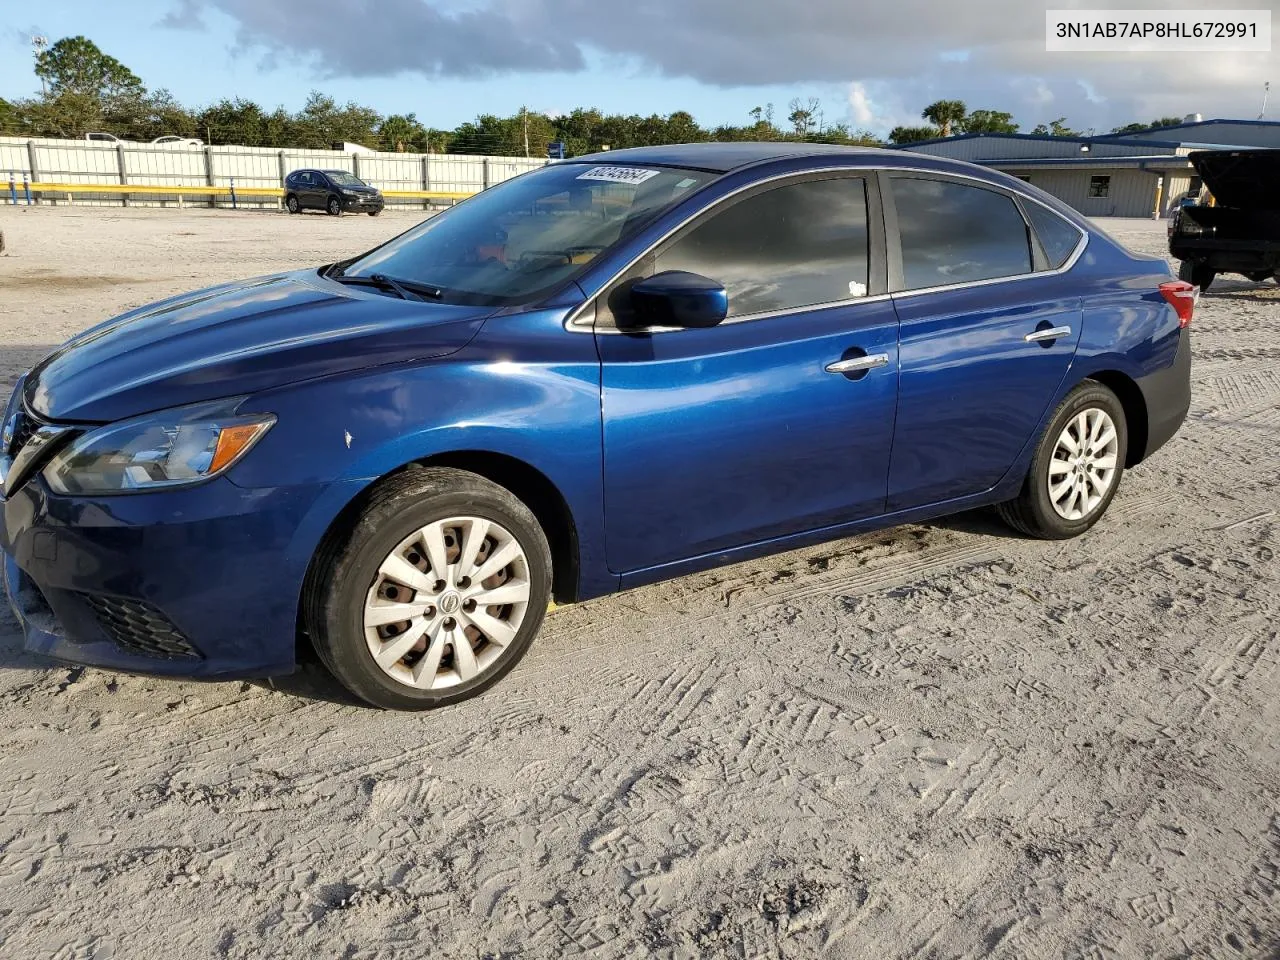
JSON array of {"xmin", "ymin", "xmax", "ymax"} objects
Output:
[{"xmin": 1159, "ymin": 280, "xmax": 1197, "ymax": 327}]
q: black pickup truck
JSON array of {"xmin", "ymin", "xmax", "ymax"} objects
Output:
[{"xmin": 1169, "ymin": 149, "xmax": 1280, "ymax": 291}]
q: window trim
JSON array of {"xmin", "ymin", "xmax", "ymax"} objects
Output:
[
  {"xmin": 880, "ymin": 170, "xmax": 1088, "ymax": 299},
  {"xmin": 568, "ymin": 164, "xmax": 1087, "ymax": 332}
]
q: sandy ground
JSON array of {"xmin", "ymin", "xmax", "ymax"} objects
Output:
[{"xmin": 0, "ymin": 206, "xmax": 1276, "ymax": 960}]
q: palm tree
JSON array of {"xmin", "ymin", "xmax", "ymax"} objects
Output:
[{"xmin": 921, "ymin": 100, "xmax": 967, "ymax": 138}]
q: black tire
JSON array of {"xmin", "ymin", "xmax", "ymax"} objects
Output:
[
  {"xmin": 286, "ymin": 194, "xmax": 300, "ymax": 214},
  {"xmin": 326, "ymin": 195, "xmax": 342, "ymax": 216},
  {"xmin": 1246, "ymin": 270, "xmax": 1272, "ymax": 282},
  {"xmin": 1177, "ymin": 259, "xmax": 1214, "ymax": 290},
  {"xmin": 996, "ymin": 382, "xmax": 1128, "ymax": 540},
  {"xmin": 304, "ymin": 467, "xmax": 552, "ymax": 710},
  {"xmin": 367, "ymin": 209, "xmax": 381, "ymax": 216}
]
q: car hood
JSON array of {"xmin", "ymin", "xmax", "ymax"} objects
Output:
[
  {"xmin": 26, "ymin": 271, "xmax": 490, "ymax": 423},
  {"xmin": 1189, "ymin": 149, "xmax": 1280, "ymax": 209}
]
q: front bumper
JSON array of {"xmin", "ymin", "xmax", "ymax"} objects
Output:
[
  {"xmin": 343, "ymin": 194, "xmax": 384, "ymax": 212},
  {"xmin": 2, "ymin": 474, "xmax": 367, "ymax": 680}
]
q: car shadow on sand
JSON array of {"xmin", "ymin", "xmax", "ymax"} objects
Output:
[
  {"xmin": 247, "ymin": 648, "xmax": 370, "ymax": 708},
  {"xmin": 922, "ymin": 507, "xmax": 1028, "ymax": 540},
  {"xmin": 0, "ymin": 601, "xmax": 369, "ymax": 707}
]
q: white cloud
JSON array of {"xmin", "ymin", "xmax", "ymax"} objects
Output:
[
  {"xmin": 846, "ymin": 82, "xmax": 874, "ymax": 127},
  {"xmin": 170, "ymin": 0, "xmax": 1280, "ymax": 130}
]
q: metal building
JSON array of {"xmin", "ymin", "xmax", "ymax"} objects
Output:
[{"xmin": 892, "ymin": 118, "xmax": 1280, "ymax": 218}]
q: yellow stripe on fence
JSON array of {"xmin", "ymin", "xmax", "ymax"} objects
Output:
[{"xmin": 15, "ymin": 182, "xmax": 477, "ymax": 201}]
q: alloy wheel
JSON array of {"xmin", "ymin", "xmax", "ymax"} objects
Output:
[
  {"xmin": 1047, "ymin": 407, "xmax": 1119, "ymax": 521},
  {"xmin": 363, "ymin": 516, "xmax": 531, "ymax": 690}
]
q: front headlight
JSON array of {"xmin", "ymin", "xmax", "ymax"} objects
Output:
[{"xmin": 42, "ymin": 402, "xmax": 275, "ymax": 495}]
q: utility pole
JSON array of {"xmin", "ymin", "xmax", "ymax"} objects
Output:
[
  {"xmin": 1259, "ymin": 81, "xmax": 1271, "ymax": 120},
  {"xmin": 31, "ymin": 35, "xmax": 48, "ymax": 96},
  {"xmin": 522, "ymin": 107, "xmax": 530, "ymax": 158}
]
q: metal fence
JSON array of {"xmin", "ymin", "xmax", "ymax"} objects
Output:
[{"xmin": 0, "ymin": 137, "xmax": 548, "ymax": 209}]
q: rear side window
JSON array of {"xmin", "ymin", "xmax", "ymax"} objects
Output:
[
  {"xmin": 891, "ymin": 177, "xmax": 1031, "ymax": 290},
  {"xmin": 1024, "ymin": 201, "xmax": 1082, "ymax": 269},
  {"xmin": 656, "ymin": 177, "xmax": 870, "ymax": 317}
]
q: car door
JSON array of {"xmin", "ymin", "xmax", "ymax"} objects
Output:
[
  {"xmin": 292, "ymin": 171, "xmax": 311, "ymax": 207},
  {"xmin": 596, "ymin": 173, "xmax": 900, "ymax": 575},
  {"xmin": 883, "ymin": 173, "xmax": 1085, "ymax": 512},
  {"xmin": 307, "ymin": 172, "xmax": 328, "ymax": 208}
]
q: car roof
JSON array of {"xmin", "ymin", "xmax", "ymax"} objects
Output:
[{"xmin": 564, "ymin": 142, "xmax": 904, "ymax": 173}]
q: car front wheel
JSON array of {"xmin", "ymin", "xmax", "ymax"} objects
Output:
[
  {"xmin": 304, "ymin": 468, "xmax": 552, "ymax": 710},
  {"xmin": 327, "ymin": 196, "xmax": 342, "ymax": 216},
  {"xmin": 996, "ymin": 381, "xmax": 1127, "ymax": 539}
]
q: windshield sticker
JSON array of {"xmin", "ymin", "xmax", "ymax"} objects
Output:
[{"xmin": 576, "ymin": 166, "xmax": 662, "ymax": 185}]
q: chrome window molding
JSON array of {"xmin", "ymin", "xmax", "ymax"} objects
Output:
[
  {"xmin": 592, "ymin": 292, "xmax": 896, "ymax": 336},
  {"xmin": 565, "ymin": 163, "xmax": 1088, "ymax": 335}
]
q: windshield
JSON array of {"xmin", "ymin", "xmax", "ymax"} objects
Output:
[
  {"xmin": 339, "ymin": 163, "xmax": 716, "ymax": 305},
  {"xmin": 328, "ymin": 171, "xmax": 368, "ymax": 187}
]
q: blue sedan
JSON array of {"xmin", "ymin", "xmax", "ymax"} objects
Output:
[{"xmin": 1, "ymin": 144, "xmax": 1193, "ymax": 709}]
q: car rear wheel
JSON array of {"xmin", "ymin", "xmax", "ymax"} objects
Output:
[
  {"xmin": 327, "ymin": 196, "xmax": 342, "ymax": 216},
  {"xmin": 996, "ymin": 382, "xmax": 1127, "ymax": 539},
  {"xmin": 304, "ymin": 467, "xmax": 552, "ymax": 710},
  {"xmin": 1177, "ymin": 259, "xmax": 1215, "ymax": 290},
  {"xmin": 286, "ymin": 194, "xmax": 300, "ymax": 214},
  {"xmin": 367, "ymin": 210, "xmax": 381, "ymax": 216}
]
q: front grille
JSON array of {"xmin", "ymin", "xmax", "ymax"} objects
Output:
[
  {"xmin": 7, "ymin": 410, "xmax": 38, "ymax": 457},
  {"xmin": 82, "ymin": 595, "xmax": 203, "ymax": 660}
]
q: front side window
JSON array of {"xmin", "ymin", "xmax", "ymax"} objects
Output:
[
  {"xmin": 340, "ymin": 163, "xmax": 716, "ymax": 305},
  {"xmin": 892, "ymin": 177, "xmax": 1031, "ymax": 290},
  {"xmin": 655, "ymin": 177, "xmax": 870, "ymax": 317},
  {"xmin": 1089, "ymin": 175, "xmax": 1111, "ymax": 198}
]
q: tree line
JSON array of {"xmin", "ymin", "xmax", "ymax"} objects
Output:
[{"xmin": 0, "ymin": 36, "xmax": 1187, "ymax": 156}]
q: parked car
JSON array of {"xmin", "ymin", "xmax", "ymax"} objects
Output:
[
  {"xmin": 84, "ymin": 132, "xmax": 121, "ymax": 143},
  {"xmin": 151, "ymin": 136, "xmax": 204, "ymax": 147},
  {"xmin": 285, "ymin": 169, "xmax": 384, "ymax": 216},
  {"xmin": 2, "ymin": 144, "xmax": 1193, "ymax": 710},
  {"xmin": 1169, "ymin": 148, "xmax": 1280, "ymax": 290}
]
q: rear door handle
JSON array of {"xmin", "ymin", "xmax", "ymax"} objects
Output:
[
  {"xmin": 825, "ymin": 353, "xmax": 890, "ymax": 374},
  {"xmin": 1024, "ymin": 325, "xmax": 1073, "ymax": 343}
]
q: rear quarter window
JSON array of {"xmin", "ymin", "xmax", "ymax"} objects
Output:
[{"xmin": 1024, "ymin": 201, "xmax": 1083, "ymax": 269}]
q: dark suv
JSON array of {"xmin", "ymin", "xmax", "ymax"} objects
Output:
[
  {"xmin": 285, "ymin": 169, "xmax": 385, "ymax": 217},
  {"xmin": 1169, "ymin": 149, "xmax": 1280, "ymax": 290}
]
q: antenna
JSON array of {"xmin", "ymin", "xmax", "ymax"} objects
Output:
[
  {"xmin": 31, "ymin": 35, "xmax": 49, "ymax": 96},
  {"xmin": 1260, "ymin": 81, "xmax": 1271, "ymax": 120}
]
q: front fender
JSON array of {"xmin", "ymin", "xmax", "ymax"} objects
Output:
[{"xmin": 230, "ymin": 308, "xmax": 611, "ymax": 598}]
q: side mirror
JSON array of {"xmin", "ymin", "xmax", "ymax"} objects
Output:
[{"xmin": 627, "ymin": 271, "xmax": 728, "ymax": 329}]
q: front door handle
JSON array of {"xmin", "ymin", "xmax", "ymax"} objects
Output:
[
  {"xmin": 1024, "ymin": 325, "xmax": 1073, "ymax": 343},
  {"xmin": 825, "ymin": 353, "xmax": 890, "ymax": 375}
]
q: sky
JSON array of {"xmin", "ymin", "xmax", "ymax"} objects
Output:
[{"xmin": 3, "ymin": 0, "xmax": 1278, "ymax": 136}]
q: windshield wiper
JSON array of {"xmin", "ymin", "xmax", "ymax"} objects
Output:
[{"xmin": 331, "ymin": 273, "xmax": 445, "ymax": 301}]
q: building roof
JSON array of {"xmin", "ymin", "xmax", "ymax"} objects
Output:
[
  {"xmin": 888, "ymin": 131, "xmax": 1186, "ymax": 150},
  {"xmin": 984, "ymin": 156, "xmax": 1192, "ymax": 169},
  {"xmin": 565, "ymin": 142, "xmax": 897, "ymax": 173},
  {"xmin": 1094, "ymin": 118, "xmax": 1280, "ymax": 139}
]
